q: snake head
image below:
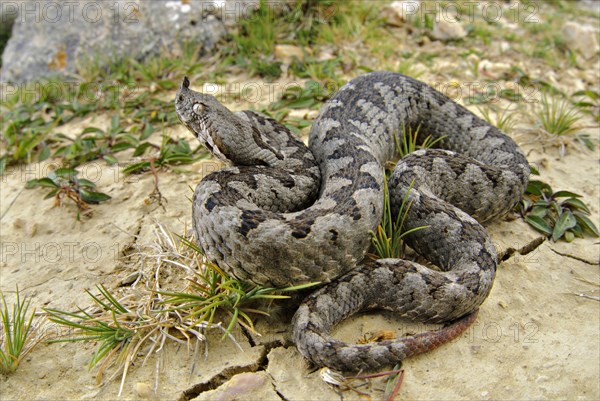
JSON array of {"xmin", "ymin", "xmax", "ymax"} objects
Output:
[
  {"xmin": 175, "ymin": 77, "xmax": 285, "ymax": 167},
  {"xmin": 175, "ymin": 76, "xmax": 235, "ymax": 162}
]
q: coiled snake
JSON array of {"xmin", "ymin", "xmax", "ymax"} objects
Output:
[{"xmin": 175, "ymin": 72, "xmax": 529, "ymax": 372}]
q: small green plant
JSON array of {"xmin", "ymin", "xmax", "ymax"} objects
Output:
[
  {"xmin": 45, "ymin": 284, "xmax": 164, "ymax": 394},
  {"xmin": 371, "ymin": 125, "xmax": 444, "ymax": 259},
  {"xmin": 261, "ymin": 80, "xmax": 338, "ymax": 135},
  {"xmin": 289, "ymin": 58, "xmax": 342, "ymax": 83},
  {"xmin": 466, "ymin": 23, "xmax": 493, "ymax": 45},
  {"xmin": 0, "ymin": 101, "xmax": 61, "ymax": 175},
  {"xmin": 26, "ymin": 167, "xmax": 111, "ymax": 217},
  {"xmin": 270, "ymin": 80, "xmax": 335, "ymax": 111},
  {"xmin": 536, "ymin": 93, "xmax": 581, "ymax": 136},
  {"xmin": 123, "ymin": 134, "xmax": 206, "ymax": 174},
  {"xmin": 572, "ymin": 89, "xmax": 599, "ymax": 123},
  {"xmin": 54, "ymin": 115, "xmax": 144, "ymax": 166},
  {"xmin": 0, "ymin": 288, "xmax": 39, "ymax": 375},
  {"xmin": 315, "ymin": 0, "xmax": 384, "ymax": 45},
  {"xmin": 380, "ymin": 58, "xmax": 423, "ymax": 79},
  {"xmin": 225, "ymin": 0, "xmax": 282, "ymax": 79},
  {"xmin": 259, "ymin": 108, "xmax": 314, "ymax": 136},
  {"xmin": 501, "ymin": 66, "xmax": 561, "ymax": 97},
  {"xmin": 395, "ymin": 124, "xmax": 445, "ymax": 159},
  {"xmin": 477, "ymin": 104, "xmax": 518, "ymax": 133},
  {"xmin": 45, "ymin": 285, "xmax": 136, "ymax": 372},
  {"xmin": 370, "ymin": 177, "xmax": 427, "ymax": 259},
  {"xmin": 516, "ymin": 180, "xmax": 599, "ymax": 242}
]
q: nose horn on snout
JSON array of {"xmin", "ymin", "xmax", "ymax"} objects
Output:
[{"xmin": 181, "ymin": 76, "xmax": 190, "ymax": 90}]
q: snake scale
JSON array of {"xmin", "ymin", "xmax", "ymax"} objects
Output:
[{"xmin": 175, "ymin": 72, "xmax": 530, "ymax": 372}]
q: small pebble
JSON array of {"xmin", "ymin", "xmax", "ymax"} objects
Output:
[{"xmin": 135, "ymin": 382, "xmax": 153, "ymax": 398}]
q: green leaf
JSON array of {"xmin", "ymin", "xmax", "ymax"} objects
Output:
[
  {"xmin": 550, "ymin": 201, "xmax": 562, "ymax": 218},
  {"xmin": 81, "ymin": 127, "xmax": 105, "ymax": 135},
  {"xmin": 26, "ymin": 177, "xmax": 58, "ymax": 189},
  {"xmin": 517, "ymin": 198, "xmax": 532, "ymax": 214},
  {"xmin": 573, "ymin": 101, "xmax": 595, "ymax": 108},
  {"xmin": 157, "ymin": 80, "xmax": 177, "ymax": 90},
  {"xmin": 123, "ymin": 161, "xmax": 151, "ymax": 174},
  {"xmin": 103, "ymin": 155, "xmax": 118, "ymax": 165},
  {"xmin": 564, "ymin": 230, "xmax": 575, "ymax": 242},
  {"xmin": 77, "ymin": 178, "xmax": 97, "ymax": 188},
  {"xmin": 525, "ymin": 215, "xmax": 553, "ymax": 235},
  {"xmin": 140, "ymin": 123, "xmax": 155, "ymax": 141},
  {"xmin": 44, "ymin": 188, "xmax": 59, "ymax": 199},
  {"xmin": 572, "ymin": 90, "xmax": 599, "ymax": 100},
  {"xmin": 576, "ymin": 134, "xmax": 595, "ymax": 151},
  {"xmin": 38, "ymin": 145, "xmax": 51, "ymax": 162},
  {"xmin": 560, "ymin": 198, "xmax": 590, "ymax": 214},
  {"xmin": 111, "ymin": 141, "xmax": 135, "ymax": 153},
  {"xmin": 133, "ymin": 142, "xmax": 154, "ymax": 157},
  {"xmin": 529, "ymin": 205, "xmax": 548, "ymax": 218},
  {"xmin": 573, "ymin": 212, "xmax": 600, "ymax": 237},
  {"xmin": 54, "ymin": 168, "xmax": 78, "ymax": 178},
  {"xmin": 570, "ymin": 224, "xmax": 584, "ymax": 238},
  {"xmin": 552, "ymin": 210, "xmax": 577, "ymax": 241},
  {"xmin": 529, "ymin": 164, "xmax": 540, "ymax": 175},
  {"xmin": 552, "ymin": 190, "xmax": 581, "ymax": 199},
  {"xmin": 110, "ymin": 114, "xmax": 120, "ymax": 132},
  {"xmin": 526, "ymin": 180, "xmax": 552, "ymax": 197},
  {"xmin": 79, "ymin": 189, "xmax": 111, "ymax": 204}
]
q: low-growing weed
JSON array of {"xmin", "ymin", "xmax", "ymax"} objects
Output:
[
  {"xmin": 26, "ymin": 167, "xmax": 111, "ymax": 218},
  {"xmin": 123, "ymin": 134, "xmax": 206, "ymax": 174},
  {"xmin": 269, "ymin": 80, "xmax": 336, "ymax": 111},
  {"xmin": 536, "ymin": 93, "xmax": 581, "ymax": 137},
  {"xmin": 572, "ymin": 90, "xmax": 599, "ymax": 123},
  {"xmin": 370, "ymin": 177, "xmax": 426, "ymax": 259},
  {"xmin": 395, "ymin": 124, "xmax": 445, "ymax": 159},
  {"xmin": 516, "ymin": 179, "xmax": 599, "ymax": 242},
  {"xmin": 0, "ymin": 288, "xmax": 40, "ymax": 375},
  {"xmin": 477, "ymin": 104, "xmax": 518, "ymax": 133}
]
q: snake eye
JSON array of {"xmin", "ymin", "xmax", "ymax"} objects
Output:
[{"xmin": 193, "ymin": 103, "xmax": 205, "ymax": 115}]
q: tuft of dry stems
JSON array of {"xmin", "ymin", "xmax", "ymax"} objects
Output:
[{"xmin": 43, "ymin": 222, "xmax": 316, "ymax": 395}]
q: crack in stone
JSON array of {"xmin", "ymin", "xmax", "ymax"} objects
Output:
[
  {"xmin": 274, "ymin": 387, "xmax": 290, "ymax": 401},
  {"xmin": 550, "ymin": 248, "xmax": 599, "ymax": 266},
  {"xmin": 240, "ymin": 325, "xmax": 257, "ymax": 347},
  {"xmin": 178, "ymin": 359, "xmax": 265, "ymax": 401},
  {"xmin": 178, "ymin": 342, "xmax": 293, "ymax": 401},
  {"xmin": 499, "ymin": 236, "xmax": 546, "ymax": 262},
  {"xmin": 119, "ymin": 216, "xmax": 145, "ymax": 260}
]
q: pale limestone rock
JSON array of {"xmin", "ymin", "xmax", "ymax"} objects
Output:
[
  {"xmin": 383, "ymin": 0, "xmax": 421, "ymax": 26},
  {"xmin": 431, "ymin": 19, "xmax": 467, "ymax": 41},
  {"xmin": 479, "ymin": 60, "xmax": 511, "ymax": 76},
  {"xmin": 134, "ymin": 382, "xmax": 154, "ymax": 399},
  {"xmin": 562, "ymin": 22, "xmax": 599, "ymax": 60},
  {"xmin": 274, "ymin": 44, "xmax": 309, "ymax": 62}
]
